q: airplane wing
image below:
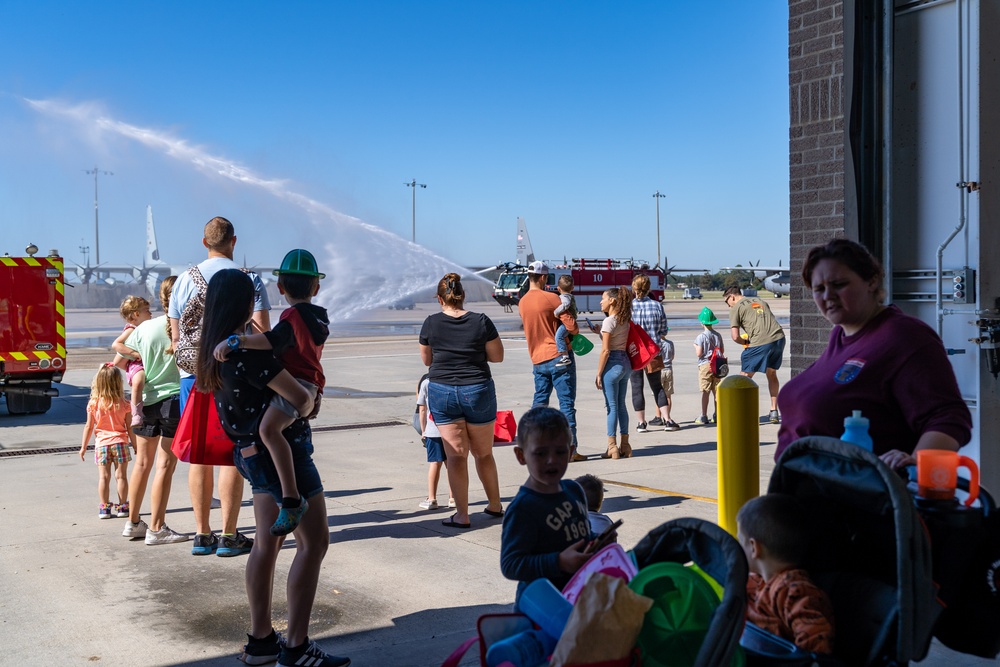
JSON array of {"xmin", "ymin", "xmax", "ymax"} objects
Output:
[{"xmin": 719, "ymin": 266, "xmax": 788, "ymax": 273}]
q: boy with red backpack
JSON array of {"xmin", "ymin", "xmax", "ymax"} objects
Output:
[{"xmin": 694, "ymin": 307, "xmax": 726, "ymax": 425}]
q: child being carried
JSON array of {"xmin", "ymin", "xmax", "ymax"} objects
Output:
[{"xmin": 553, "ymin": 275, "xmax": 578, "ymax": 367}]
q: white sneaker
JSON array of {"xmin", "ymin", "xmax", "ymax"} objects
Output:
[
  {"xmin": 122, "ymin": 519, "xmax": 148, "ymax": 538},
  {"xmin": 145, "ymin": 525, "xmax": 190, "ymax": 545},
  {"xmin": 418, "ymin": 499, "xmax": 439, "ymax": 510},
  {"xmin": 448, "ymin": 498, "xmax": 456, "ymax": 508}
]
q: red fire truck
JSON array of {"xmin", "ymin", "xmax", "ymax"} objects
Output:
[
  {"xmin": 0, "ymin": 244, "xmax": 65, "ymax": 415},
  {"xmin": 492, "ymin": 258, "xmax": 665, "ymax": 313}
]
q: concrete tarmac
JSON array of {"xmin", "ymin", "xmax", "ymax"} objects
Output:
[{"xmin": 0, "ymin": 300, "xmax": 991, "ymax": 666}]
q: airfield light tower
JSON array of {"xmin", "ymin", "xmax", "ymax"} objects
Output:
[
  {"xmin": 405, "ymin": 179, "xmax": 427, "ymax": 242},
  {"xmin": 84, "ymin": 166, "xmax": 113, "ymax": 265},
  {"xmin": 653, "ymin": 190, "xmax": 666, "ymax": 268}
]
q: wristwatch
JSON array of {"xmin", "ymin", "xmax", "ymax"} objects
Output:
[{"xmin": 227, "ymin": 334, "xmax": 241, "ymax": 351}]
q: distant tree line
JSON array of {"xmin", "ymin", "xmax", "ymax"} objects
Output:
[{"xmin": 671, "ymin": 268, "xmax": 756, "ymax": 291}]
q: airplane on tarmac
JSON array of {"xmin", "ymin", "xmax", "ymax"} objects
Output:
[
  {"xmin": 719, "ymin": 261, "xmax": 791, "ymax": 296},
  {"xmin": 68, "ymin": 205, "xmax": 278, "ymax": 296}
]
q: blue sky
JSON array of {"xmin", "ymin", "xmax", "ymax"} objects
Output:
[{"xmin": 0, "ymin": 2, "xmax": 789, "ymax": 302}]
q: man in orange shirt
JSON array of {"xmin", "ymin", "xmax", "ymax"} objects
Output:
[{"xmin": 518, "ymin": 261, "xmax": 586, "ymax": 460}]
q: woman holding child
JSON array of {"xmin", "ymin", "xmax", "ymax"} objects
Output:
[
  {"xmin": 588, "ymin": 286, "xmax": 633, "ymax": 460},
  {"xmin": 777, "ymin": 239, "xmax": 971, "ymax": 468},
  {"xmin": 196, "ymin": 268, "xmax": 349, "ymax": 667},
  {"xmin": 419, "ymin": 272, "xmax": 505, "ymax": 529}
]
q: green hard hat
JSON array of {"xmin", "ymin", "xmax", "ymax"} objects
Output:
[
  {"xmin": 274, "ymin": 249, "xmax": 325, "ymax": 278},
  {"xmin": 698, "ymin": 307, "xmax": 719, "ymax": 326}
]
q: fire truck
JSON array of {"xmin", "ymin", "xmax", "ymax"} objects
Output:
[
  {"xmin": 492, "ymin": 258, "xmax": 665, "ymax": 313},
  {"xmin": 0, "ymin": 244, "xmax": 65, "ymax": 415}
]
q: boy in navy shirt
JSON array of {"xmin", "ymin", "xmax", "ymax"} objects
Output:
[{"xmin": 500, "ymin": 407, "xmax": 590, "ymax": 608}]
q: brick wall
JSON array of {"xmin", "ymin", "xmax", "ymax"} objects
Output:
[{"xmin": 788, "ymin": 0, "xmax": 846, "ymax": 372}]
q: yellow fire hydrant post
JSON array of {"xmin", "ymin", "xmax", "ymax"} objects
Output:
[{"xmin": 717, "ymin": 374, "xmax": 760, "ymax": 536}]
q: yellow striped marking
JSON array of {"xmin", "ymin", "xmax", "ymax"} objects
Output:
[
  {"xmin": 602, "ymin": 478, "xmax": 718, "ymax": 505},
  {"xmin": 0, "ymin": 257, "xmax": 16, "ymax": 267},
  {"xmin": 9, "ymin": 352, "xmax": 28, "ymax": 361}
]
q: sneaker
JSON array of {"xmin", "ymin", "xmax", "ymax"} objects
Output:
[
  {"xmin": 122, "ymin": 519, "xmax": 148, "ymax": 538},
  {"xmin": 241, "ymin": 629, "xmax": 285, "ymax": 665},
  {"xmin": 210, "ymin": 497, "xmax": 222, "ymax": 509},
  {"xmin": 769, "ymin": 410, "xmax": 781, "ymax": 424},
  {"xmin": 145, "ymin": 525, "xmax": 189, "ymax": 545},
  {"xmin": 418, "ymin": 499, "xmax": 439, "ymax": 510},
  {"xmin": 271, "ymin": 497, "xmax": 309, "ymax": 536},
  {"xmin": 278, "ymin": 638, "xmax": 350, "ymax": 667},
  {"xmin": 554, "ymin": 355, "xmax": 572, "ymax": 368},
  {"xmin": 635, "ymin": 421, "xmax": 649, "ymax": 433},
  {"xmin": 711, "ymin": 412, "xmax": 717, "ymax": 424},
  {"xmin": 217, "ymin": 532, "xmax": 254, "ymax": 557},
  {"xmin": 114, "ymin": 502, "xmax": 130, "ymax": 518},
  {"xmin": 694, "ymin": 416, "xmax": 710, "ymax": 425},
  {"xmin": 98, "ymin": 503, "xmax": 113, "ymax": 519},
  {"xmin": 191, "ymin": 532, "xmax": 219, "ymax": 556},
  {"xmin": 664, "ymin": 420, "xmax": 681, "ymax": 431},
  {"xmin": 448, "ymin": 498, "xmax": 456, "ymax": 508},
  {"xmin": 648, "ymin": 416, "xmax": 665, "ymax": 427}
]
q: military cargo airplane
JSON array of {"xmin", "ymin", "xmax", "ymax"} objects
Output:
[{"xmin": 720, "ymin": 261, "xmax": 791, "ymax": 297}]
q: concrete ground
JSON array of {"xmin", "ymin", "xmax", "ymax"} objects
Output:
[{"xmin": 0, "ymin": 300, "xmax": 994, "ymax": 666}]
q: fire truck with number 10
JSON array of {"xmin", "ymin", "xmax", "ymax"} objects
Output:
[{"xmin": 0, "ymin": 244, "xmax": 65, "ymax": 415}]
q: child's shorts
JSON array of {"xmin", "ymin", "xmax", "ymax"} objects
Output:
[
  {"xmin": 698, "ymin": 363, "xmax": 721, "ymax": 393},
  {"xmin": 270, "ymin": 380, "xmax": 320, "ymax": 419},
  {"xmin": 660, "ymin": 368, "xmax": 674, "ymax": 395},
  {"xmin": 424, "ymin": 436, "xmax": 446, "ymax": 463},
  {"xmin": 125, "ymin": 359, "xmax": 144, "ymax": 385},
  {"xmin": 96, "ymin": 442, "xmax": 131, "ymax": 465}
]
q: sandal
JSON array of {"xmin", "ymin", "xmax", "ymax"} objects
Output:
[
  {"xmin": 483, "ymin": 508, "xmax": 504, "ymax": 518},
  {"xmin": 441, "ymin": 514, "xmax": 471, "ymax": 529}
]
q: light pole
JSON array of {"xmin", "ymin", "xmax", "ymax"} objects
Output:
[
  {"xmin": 653, "ymin": 190, "xmax": 666, "ymax": 268},
  {"xmin": 84, "ymin": 166, "xmax": 113, "ymax": 265},
  {"xmin": 405, "ymin": 179, "xmax": 426, "ymax": 242}
]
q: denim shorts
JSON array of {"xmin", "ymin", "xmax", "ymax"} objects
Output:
[
  {"xmin": 741, "ymin": 337, "xmax": 786, "ymax": 374},
  {"xmin": 424, "ymin": 436, "xmax": 446, "ymax": 463},
  {"xmin": 233, "ymin": 426, "xmax": 323, "ymax": 502},
  {"xmin": 428, "ymin": 379, "xmax": 497, "ymax": 426}
]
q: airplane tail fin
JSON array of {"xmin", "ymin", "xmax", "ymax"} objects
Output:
[
  {"xmin": 145, "ymin": 205, "xmax": 160, "ymax": 265},
  {"xmin": 516, "ymin": 216, "xmax": 535, "ymax": 266}
]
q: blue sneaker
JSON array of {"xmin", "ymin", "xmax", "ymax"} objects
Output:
[
  {"xmin": 240, "ymin": 629, "xmax": 284, "ymax": 665},
  {"xmin": 270, "ymin": 497, "xmax": 309, "ymax": 536},
  {"xmin": 191, "ymin": 532, "xmax": 218, "ymax": 556},
  {"xmin": 217, "ymin": 532, "xmax": 254, "ymax": 557}
]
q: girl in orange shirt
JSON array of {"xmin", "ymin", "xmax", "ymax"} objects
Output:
[{"xmin": 79, "ymin": 364, "xmax": 137, "ymax": 519}]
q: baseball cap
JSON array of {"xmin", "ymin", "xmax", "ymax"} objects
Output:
[{"xmin": 527, "ymin": 260, "xmax": 549, "ymax": 274}]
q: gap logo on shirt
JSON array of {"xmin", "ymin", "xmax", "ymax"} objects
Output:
[{"xmin": 834, "ymin": 358, "xmax": 865, "ymax": 384}]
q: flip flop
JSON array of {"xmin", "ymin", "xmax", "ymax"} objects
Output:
[
  {"xmin": 442, "ymin": 514, "xmax": 471, "ymax": 529},
  {"xmin": 483, "ymin": 508, "xmax": 504, "ymax": 518}
]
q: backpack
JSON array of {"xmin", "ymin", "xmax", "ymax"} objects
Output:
[
  {"xmin": 709, "ymin": 347, "xmax": 729, "ymax": 379},
  {"xmin": 173, "ymin": 265, "xmax": 209, "ymax": 375}
]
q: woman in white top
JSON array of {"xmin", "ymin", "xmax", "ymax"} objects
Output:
[{"xmin": 588, "ymin": 287, "xmax": 633, "ymax": 460}]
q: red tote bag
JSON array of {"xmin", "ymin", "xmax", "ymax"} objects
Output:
[
  {"xmin": 625, "ymin": 322, "xmax": 660, "ymax": 371},
  {"xmin": 171, "ymin": 387, "xmax": 236, "ymax": 466},
  {"xmin": 494, "ymin": 410, "xmax": 517, "ymax": 443}
]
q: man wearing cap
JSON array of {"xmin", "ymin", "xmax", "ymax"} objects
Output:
[
  {"xmin": 722, "ymin": 286, "xmax": 785, "ymax": 424},
  {"xmin": 517, "ymin": 261, "xmax": 585, "ymax": 459},
  {"xmin": 169, "ymin": 216, "xmax": 271, "ymax": 556}
]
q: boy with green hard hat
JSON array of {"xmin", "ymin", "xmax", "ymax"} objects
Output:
[
  {"xmin": 693, "ymin": 307, "xmax": 725, "ymax": 425},
  {"xmin": 214, "ymin": 248, "xmax": 330, "ymax": 536}
]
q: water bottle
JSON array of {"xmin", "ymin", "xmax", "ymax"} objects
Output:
[
  {"xmin": 518, "ymin": 578, "xmax": 573, "ymax": 640},
  {"xmin": 485, "ymin": 629, "xmax": 556, "ymax": 667},
  {"xmin": 841, "ymin": 410, "xmax": 873, "ymax": 452}
]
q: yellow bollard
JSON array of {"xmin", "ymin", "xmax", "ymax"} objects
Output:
[{"xmin": 717, "ymin": 374, "xmax": 760, "ymax": 536}]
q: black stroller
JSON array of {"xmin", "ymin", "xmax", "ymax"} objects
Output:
[
  {"xmin": 743, "ymin": 436, "xmax": 940, "ymax": 666},
  {"xmin": 631, "ymin": 517, "xmax": 749, "ymax": 667}
]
